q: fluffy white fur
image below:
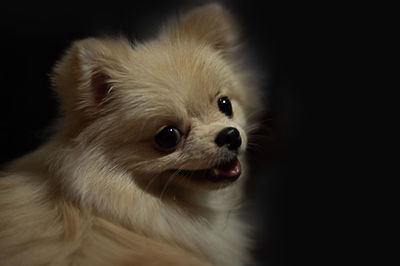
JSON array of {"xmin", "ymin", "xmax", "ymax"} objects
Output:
[{"xmin": 0, "ymin": 3, "xmax": 262, "ymax": 266}]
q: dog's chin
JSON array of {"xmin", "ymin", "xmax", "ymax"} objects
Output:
[{"xmin": 166, "ymin": 157, "xmax": 242, "ymax": 187}]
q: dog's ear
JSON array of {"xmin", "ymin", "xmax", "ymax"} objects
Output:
[
  {"xmin": 161, "ymin": 3, "xmax": 239, "ymax": 55},
  {"xmin": 51, "ymin": 38, "xmax": 133, "ymax": 117}
]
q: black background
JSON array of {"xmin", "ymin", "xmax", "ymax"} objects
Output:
[{"xmin": 1, "ymin": 1, "xmax": 344, "ymax": 265}]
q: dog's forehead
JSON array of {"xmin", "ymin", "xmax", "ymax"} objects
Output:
[
  {"xmin": 115, "ymin": 44, "xmax": 232, "ymax": 119},
  {"xmin": 138, "ymin": 43, "xmax": 230, "ymax": 90},
  {"xmin": 130, "ymin": 42, "xmax": 232, "ymax": 116}
]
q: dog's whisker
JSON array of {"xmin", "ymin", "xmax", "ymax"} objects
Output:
[
  {"xmin": 159, "ymin": 168, "xmax": 182, "ymax": 200},
  {"xmin": 143, "ymin": 172, "xmax": 161, "ymax": 193}
]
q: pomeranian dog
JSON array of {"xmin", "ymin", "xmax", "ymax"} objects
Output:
[{"xmin": 0, "ymin": 3, "xmax": 262, "ymax": 266}]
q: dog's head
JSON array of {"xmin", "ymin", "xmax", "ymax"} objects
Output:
[{"xmin": 51, "ymin": 4, "xmax": 261, "ymax": 192}]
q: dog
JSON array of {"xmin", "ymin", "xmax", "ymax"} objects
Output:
[{"xmin": 0, "ymin": 3, "xmax": 262, "ymax": 265}]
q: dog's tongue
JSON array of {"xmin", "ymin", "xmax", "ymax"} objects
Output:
[{"xmin": 213, "ymin": 158, "xmax": 241, "ymax": 178}]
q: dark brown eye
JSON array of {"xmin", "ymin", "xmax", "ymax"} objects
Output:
[
  {"xmin": 218, "ymin": 97, "xmax": 233, "ymax": 117},
  {"xmin": 155, "ymin": 126, "xmax": 182, "ymax": 150}
]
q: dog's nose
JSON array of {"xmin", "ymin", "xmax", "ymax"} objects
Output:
[{"xmin": 215, "ymin": 127, "xmax": 242, "ymax": 151}]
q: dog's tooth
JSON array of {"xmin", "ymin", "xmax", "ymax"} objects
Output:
[{"xmin": 212, "ymin": 168, "xmax": 220, "ymax": 176}]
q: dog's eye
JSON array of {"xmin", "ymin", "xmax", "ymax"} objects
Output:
[
  {"xmin": 218, "ymin": 97, "xmax": 233, "ymax": 117},
  {"xmin": 155, "ymin": 126, "xmax": 182, "ymax": 150}
]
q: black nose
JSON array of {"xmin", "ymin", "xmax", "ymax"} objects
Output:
[{"xmin": 215, "ymin": 127, "xmax": 242, "ymax": 151}]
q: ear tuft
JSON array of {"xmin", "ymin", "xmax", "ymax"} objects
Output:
[
  {"xmin": 90, "ymin": 71, "xmax": 112, "ymax": 104},
  {"xmin": 162, "ymin": 3, "xmax": 240, "ymax": 54},
  {"xmin": 51, "ymin": 38, "xmax": 133, "ymax": 117}
]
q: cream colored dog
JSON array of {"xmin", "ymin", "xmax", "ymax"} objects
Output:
[{"xmin": 0, "ymin": 3, "xmax": 262, "ymax": 266}]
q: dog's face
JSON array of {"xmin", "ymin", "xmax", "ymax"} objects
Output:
[
  {"xmin": 108, "ymin": 42, "xmax": 248, "ymax": 189},
  {"xmin": 52, "ymin": 4, "xmax": 259, "ymax": 191}
]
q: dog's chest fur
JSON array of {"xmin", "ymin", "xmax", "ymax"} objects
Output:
[{"xmin": 0, "ymin": 143, "xmax": 250, "ymax": 266}]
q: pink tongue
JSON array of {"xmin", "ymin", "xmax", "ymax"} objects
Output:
[{"xmin": 215, "ymin": 158, "xmax": 241, "ymax": 177}]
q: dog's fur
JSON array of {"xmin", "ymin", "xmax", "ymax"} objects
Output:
[{"xmin": 0, "ymin": 4, "xmax": 262, "ymax": 266}]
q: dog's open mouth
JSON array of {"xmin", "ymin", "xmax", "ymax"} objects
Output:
[{"xmin": 169, "ymin": 157, "xmax": 242, "ymax": 183}]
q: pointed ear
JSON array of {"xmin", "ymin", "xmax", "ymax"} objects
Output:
[
  {"xmin": 51, "ymin": 38, "xmax": 133, "ymax": 117},
  {"xmin": 162, "ymin": 3, "xmax": 239, "ymax": 55}
]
